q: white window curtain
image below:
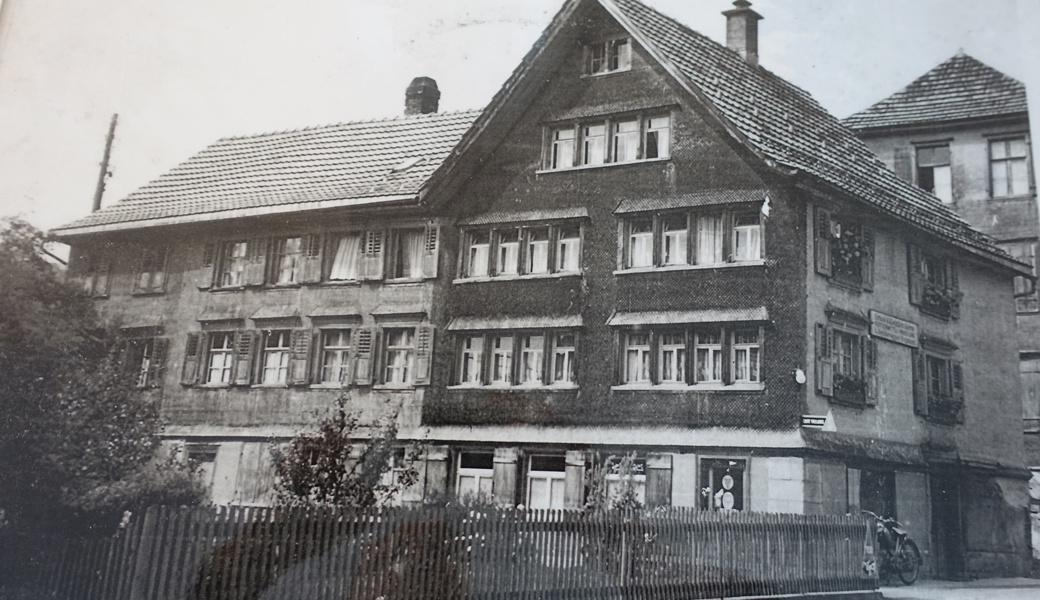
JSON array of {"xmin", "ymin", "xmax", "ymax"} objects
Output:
[
  {"xmin": 329, "ymin": 233, "xmax": 362, "ymax": 281},
  {"xmin": 697, "ymin": 215, "xmax": 724, "ymax": 265},
  {"xmin": 399, "ymin": 230, "xmax": 424, "ymax": 279}
]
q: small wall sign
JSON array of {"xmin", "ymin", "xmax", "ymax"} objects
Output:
[
  {"xmin": 801, "ymin": 415, "xmax": 827, "ymax": 428},
  {"xmin": 869, "ymin": 310, "xmax": 919, "ymax": 348}
]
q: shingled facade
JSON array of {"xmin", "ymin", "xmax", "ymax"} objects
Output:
[{"xmin": 51, "ymin": 0, "xmax": 1034, "ymax": 579}]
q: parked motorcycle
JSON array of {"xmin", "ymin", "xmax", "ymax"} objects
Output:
[{"xmin": 862, "ymin": 510, "xmax": 922, "ymax": 585}]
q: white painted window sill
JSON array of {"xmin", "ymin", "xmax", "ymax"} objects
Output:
[
  {"xmin": 447, "ymin": 384, "xmax": 579, "ymax": 391},
  {"xmin": 453, "ymin": 272, "xmax": 582, "ymax": 285},
  {"xmin": 614, "ymin": 260, "xmax": 765, "ymax": 275},
  {"xmin": 611, "ymin": 383, "xmax": 765, "ymax": 393},
  {"xmin": 536, "ymin": 156, "xmax": 671, "ymax": 175}
]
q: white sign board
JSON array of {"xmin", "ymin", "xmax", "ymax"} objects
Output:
[{"xmin": 869, "ymin": 310, "xmax": 919, "ymax": 348}]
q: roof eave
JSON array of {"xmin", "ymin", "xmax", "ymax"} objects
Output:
[
  {"xmin": 847, "ymin": 110, "xmax": 1030, "ymax": 137},
  {"xmin": 49, "ymin": 193, "xmax": 419, "ymax": 241}
]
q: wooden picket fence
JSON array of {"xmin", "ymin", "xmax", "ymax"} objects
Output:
[{"xmin": 3, "ymin": 505, "xmax": 878, "ymax": 600}]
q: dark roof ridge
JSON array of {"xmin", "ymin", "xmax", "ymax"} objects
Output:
[{"xmin": 216, "ymin": 108, "xmax": 485, "ymax": 143}]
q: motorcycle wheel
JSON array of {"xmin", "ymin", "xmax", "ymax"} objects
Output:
[{"xmin": 896, "ymin": 539, "xmax": 921, "ymax": 585}]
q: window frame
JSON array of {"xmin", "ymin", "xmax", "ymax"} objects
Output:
[
  {"xmin": 73, "ymin": 249, "xmax": 112, "ymax": 298},
  {"xmin": 908, "ymin": 245, "xmax": 961, "ymax": 320},
  {"xmin": 989, "ymin": 136, "xmax": 1030, "ymax": 199},
  {"xmin": 381, "ymin": 327, "xmax": 417, "ymax": 387},
  {"xmin": 815, "ymin": 316, "xmax": 877, "ymax": 408},
  {"xmin": 585, "ymin": 36, "xmax": 632, "ymax": 76},
  {"xmin": 613, "ymin": 326, "xmax": 764, "ymax": 390},
  {"xmin": 317, "ymin": 328, "xmax": 353, "ymax": 387},
  {"xmin": 269, "ymin": 236, "xmax": 304, "ymax": 286},
  {"xmin": 204, "ymin": 331, "xmax": 237, "ymax": 387},
  {"xmin": 912, "ymin": 342, "xmax": 964, "ymax": 425},
  {"xmin": 387, "ymin": 227, "xmax": 427, "ymax": 282},
  {"xmin": 450, "ymin": 329, "xmax": 579, "ymax": 389},
  {"xmin": 813, "ymin": 206, "xmax": 875, "ymax": 291},
  {"xmin": 542, "ymin": 111, "xmax": 672, "ymax": 172},
  {"xmin": 1002, "ymin": 241, "xmax": 1039, "ymax": 314},
  {"xmin": 525, "ymin": 455, "xmax": 567, "ymax": 510},
  {"xmin": 915, "ymin": 144, "xmax": 953, "ymax": 204},
  {"xmin": 618, "ymin": 207, "xmax": 764, "ymax": 272},
  {"xmin": 133, "ymin": 246, "xmax": 169, "ymax": 295},
  {"xmin": 455, "ymin": 452, "xmax": 495, "ymax": 503},
  {"xmin": 459, "ymin": 221, "xmax": 584, "ymax": 281},
  {"xmin": 259, "ymin": 329, "xmax": 292, "ymax": 387}
]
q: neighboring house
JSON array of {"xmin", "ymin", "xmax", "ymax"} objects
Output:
[
  {"xmin": 844, "ymin": 53, "xmax": 1040, "ymax": 559},
  {"xmin": 50, "ymin": 0, "xmax": 1034, "ymax": 579}
]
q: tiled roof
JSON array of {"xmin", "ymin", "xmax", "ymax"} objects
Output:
[
  {"xmin": 844, "ymin": 53, "xmax": 1027, "ymax": 131},
  {"xmin": 53, "ymin": 110, "xmax": 481, "ymax": 234},
  {"xmin": 607, "ymin": 0, "xmax": 1016, "ymax": 266}
]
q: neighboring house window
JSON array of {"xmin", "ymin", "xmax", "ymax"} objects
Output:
[
  {"xmin": 261, "ymin": 330, "xmax": 292, "ymax": 385},
  {"xmin": 217, "ymin": 241, "xmax": 250, "ymax": 288},
  {"xmin": 383, "ymin": 328, "xmax": 415, "ymax": 385},
  {"xmin": 456, "ymin": 452, "xmax": 494, "ymax": 503},
  {"xmin": 908, "ymin": 245, "xmax": 961, "ymax": 319},
  {"xmin": 587, "ymin": 37, "xmax": 631, "ymax": 75},
  {"xmin": 206, "ymin": 332, "xmax": 236, "ymax": 385},
  {"xmin": 815, "ymin": 318, "xmax": 877, "ymax": 407},
  {"xmin": 1002, "ymin": 241, "xmax": 1039, "ymax": 313},
  {"xmin": 134, "ymin": 246, "xmax": 168, "ymax": 294},
  {"xmin": 814, "ymin": 207, "xmax": 875, "ymax": 290},
  {"xmin": 74, "ymin": 251, "xmax": 111, "ymax": 298},
  {"xmin": 389, "ymin": 228, "xmax": 425, "ymax": 280},
  {"xmin": 551, "ymin": 127, "xmax": 576, "ymax": 170},
  {"xmin": 319, "ymin": 329, "xmax": 352, "ymax": 385},
  {"xmin": 453, "ymin": 330, "xmax": 578, "ymax": 388},
  {"xmin": 620, "ymin": 209, "xmax": 762, "ymax": 270},
  {"xmin": 916, "ymin": 145, "xmax": 953, "ymax": 204},
  {"xmin": 990, "ymin": 137, "xmax": 1029, "ymax": 198},
  {"xmin": 700, "ymin": 458, "xmax": 746, "ymax": 512},
  {"xmin": 271, "ymin": 237, "xmax": 303, "ymax": 285},
  {"xmin": 186, "ymin": 445, "xmax": 218, "ymax": 500},
  {"xmin": 544, "ymin": 114, "xmax": 670, "ymax": 171},
  {"xmin": 526, "ymin": 455, "xmax": 566, "ymax": 510},
  {"xmin": 328, "ymin": 233, "xmax": 363, "ymax": 281},
  {"xmin": 461, "ymin": 222, "xmax": 583, "ymax": 279},
  {"xmin": 912, "ymin": 341, "xmax": 964, "ymax": 425},
  {"xmin": 615, "ymin": 327, "xmax": 764, "ymax": 388},
  {"xmin": 124, "ymin": 334, "xmax": 167, "ymax": 389}
]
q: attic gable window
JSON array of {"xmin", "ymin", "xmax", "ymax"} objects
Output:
[
  {"xmin": 916, "ymin": 145, "xmax": 952, "ymax": 204},
  {"xmin": 990, "ymin": 137, "xmax": 1029, "ymax": 198},
  {"xmin": 587, "ymin": 38, "xmax": 632, "ymax": 75},
  {"xmin": 544, "ymin": 113, "xmax": 671, "ymax": 172}
]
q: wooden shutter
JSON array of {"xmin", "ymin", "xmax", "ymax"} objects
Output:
[
  {"xmin": 233, "ymin": 331, "xmax": 257, "ymax": 386},
  {"xmin": 948, "ymin": 261, "xmax": 961, "ymax": 319},
  {"xmin": 243, "ymin": 238, "xmax": 268, "ymax": 286},
  {"xmin": 912, "ymin": 349, "xmax": 929, "ymax": 416},
  {"xmin": 722, "ymin": 211, "xmax": 734, "ymax": 263},
  {"xmin": 414, "ymin": 325, "xmax": 435, "ymax": 386},
  {"xmin": 199, "ymin": 243, "xmax": 216, "ymax": 290},
  {"xmin": 951, "ymin": 360, "xmax": 965, "ymax": 423},
  {"xmin": 617, "ymin": 221, "xmax": 628, "ymax": 269},
  {"xmin": 814, "ymin": 207, "xmax": 833, "ymax": 277},
  {"xmin": 861, "ymin": 227, "xmax": 875, "ymax": 291},
  {"xmin": 353, "ymin": 328, "xmax": 375, "ymax": 386},
  {"xmin": 893, "ymin": 146, "xmax": 913, "ymax": 183},
  {"xmin": 289, "ymin": 329, "xmax": 312, "ymax": 386},
  {"xmin": 907, "ymin": 245, "xmax": 925, "ymax": 306},
  {"xmin": 720, "ymin": 328, "xmax": 732, "ymax": 385},
  {"xmin": 361, "ymin": 231, "xmax": 385, "ymax": 281},
  {"xmin": 863, "ymin": 337, "xmax": 878, "ymax": 406},
  {"xmin": 299, "ymin": 234, "xmax": 323, "ymax": 284},
  {"xmin": 645, "ymin": 455, "xmax": 673, "ymax": 508},
  {"xmin": 422, "ymin": 225, "xmax": 440, "ymax": 279},
  {"xmin": 815, "ymin": 323, "xmax": 834, "ymax": 397},
  {"xmin": 148, "ymin": 337, "xmax": 169, "ymax": 388},
  {"xmin": 181, "ymin": 332, "xmax": 203, "ymax": 386}
]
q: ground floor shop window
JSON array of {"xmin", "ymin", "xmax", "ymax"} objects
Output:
[
  {"xmin": 526, "ymin": 455, "xmax": 567, "ymax": 510},
  {"xmin": 700, "ymin": 458, "xmax": 746, "ymax": 511},
  {"xmin": 861, "ymin": 469, "xmax": 896, "ymax": 518},
  {"xmin": 456, "ymin": 452, "xmax": 494, "ymax": 503}
]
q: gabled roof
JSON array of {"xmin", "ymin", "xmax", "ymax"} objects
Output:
[
  {"xmin": 52, "ymin": 110, "xmax": 480, "ymax": 236},
  {"xmin": 598, "ymin": 0, "xmax": 1021, "ymax": 271},
  {"xmin": 844, "ymin": 53, "xmax": 1028, "ymax": 131}
]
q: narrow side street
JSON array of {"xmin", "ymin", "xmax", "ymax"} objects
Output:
[{"xmin": 881, "ymin": 578, "xmax": 1040, "ymax": 599}]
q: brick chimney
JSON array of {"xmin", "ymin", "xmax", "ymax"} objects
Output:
[
  {"xmin": 405, "ymin": 77, "xmax": 441, "ymax": 116},
  {"xmin": 722, "ymin": 0, "xmax": 762, "ymax": 67}
]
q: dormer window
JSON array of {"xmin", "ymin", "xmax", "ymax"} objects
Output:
[{"xmin": 587, "ymin": 38, "xmax": 632, "ymax": 75}]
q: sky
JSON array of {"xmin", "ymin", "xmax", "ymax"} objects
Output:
[{"xmin": 0, "ymin": 0, "xmax": 1037, "ymax": 232}]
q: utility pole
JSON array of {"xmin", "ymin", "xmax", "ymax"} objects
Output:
[{"xmin": 91, "ymin": 113, "xmax": 118, "ymax": 213}]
